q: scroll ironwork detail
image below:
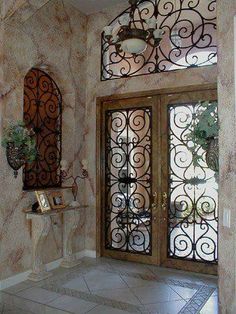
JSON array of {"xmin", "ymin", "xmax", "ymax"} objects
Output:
[
  {"xmin": 168, "ymin": 102, "xmax": 218, "ymax": 263},
  {"xmin": 105, "ymin": 108, "xmax": 152, "ymax": 255},
  {"xmin": 101, "ymin": 0, "xmax": 217, "ymax": 80},
  {"xmin": 23, "ymin": 68, "xmax": 62, "ymax": 190}
]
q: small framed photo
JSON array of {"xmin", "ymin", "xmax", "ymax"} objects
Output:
[
  {"xmin": 35, "ymin": 191, "xmax": 51, "ymax": 213},
  {"xmin": 49, "ymin": 191, "xmax": 65, "ymax": 210}
]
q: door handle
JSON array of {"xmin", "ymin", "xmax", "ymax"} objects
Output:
[
  {"xmin": 162, "ymin": 192, "xmax": 168, "ymax": 212},
  {"xmin": 151, "ymin": 192, "xmax": 158, "ymax": 209}
]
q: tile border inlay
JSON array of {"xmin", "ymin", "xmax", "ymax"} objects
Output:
[{"xmin": 2, "ymin": 259, "xmax": 217, "ymax": 314}]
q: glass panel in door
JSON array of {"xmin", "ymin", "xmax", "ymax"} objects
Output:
[
  {"xmin": 105, "ymin": 107, "xmax": 152, "ymax": 255},
  {"xmin": 168, "ymin": 101, "xmax": 218, "ymax": 263}
]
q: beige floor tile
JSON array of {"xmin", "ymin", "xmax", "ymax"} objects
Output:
[
  {"xmin": 108, "ymin": 260, "xmax": 152, "ymax": 275},
  {"xmin": 0, "ymin": 303, "xmax": 34, "ymax": 314},
  {"xmin": 3, "ymin": 281, "xmax": 35, "ymax": 294},
  {"xmin": 144, "ymin": 299, "xmax": 186, "ymax": 314},
  {"xmin": 131, "ymin": 283, "xmax": 183, "ymax": 304},
  {"xmin": 148, "ymin": 266, "xmax": 205, "ymax": 285},
  {"xmin": 87, "ymin": 304, "xmax": 131, "ymax": 314},
  {"xmin": 45, "ymin": 306, "xmax": 71, "ymax": 314},
  {"xmin": 94, "ymin": 287, "xmax": 141, "ymax": 305},
  {"xmin": 11, "ymin": 295, "xmax": 46, "ymax": 314},
  {"xmin": 169, "ymin": 285, "xmax": 197, "ymax": 300},
  {"xmin": 121, "ymin": 275, "xmax": 161, "ymax": 289},
  {"xmin": 48, "ymin": 295, "xmax": 97, "ymax": 314},
  {"xmin": 63, "ymin": 276, "xmax": 90, "ymax": 293},
  {"xmin": 15, "ymin": 287, "xmax": 61, "ymax": 305},
  {"xmin": 200, "ymin": 295, "xmax": 218, "ymax": 314},
  {"xmin": 83, "ymin": 269, "xmax": 127, "ymax": 292}
]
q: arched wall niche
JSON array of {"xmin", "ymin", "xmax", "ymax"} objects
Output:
[
  {"xmin": 23, "ymin": 66, "xmax": 62, "ymax": 190},
  {"xmin": 101, "ymin": 0, "xmax": 217, "ymax": 80}
]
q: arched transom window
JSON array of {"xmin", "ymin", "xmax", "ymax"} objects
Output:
[{"xmin": 101, "ymin": 0, "xmax": 217, "ymax": 80}]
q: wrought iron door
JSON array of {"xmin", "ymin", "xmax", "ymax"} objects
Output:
[
  {"xmin": 160, "ymin": 89, "xmax": 218, "ymax": 274},
  {"xmin": 101, "ymin": 98, "xmax": 159, "ymax": 264},
  {"xmin": 100, "ymin": 89, "xmax": 218, "ymax": 273}
]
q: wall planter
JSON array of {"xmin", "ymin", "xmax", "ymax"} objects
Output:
[
  {"xmin": 206, "ymin": 137, "xmax": 219, "ymax": 173},
  {"xmin": 1, "ymin": 121, "xmax": 37, "ymax": 177},
  {"xmin": 188, "ymin": 101, "xmax": 219, "ymax": 174}
]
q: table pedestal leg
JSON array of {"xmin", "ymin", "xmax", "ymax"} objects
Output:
[
  {"xmin": 61, "ymin": 210, "xmax": 81, "ymax": 268},
  {"xmin": 28, "ymin": 216, "xmax": 52, "ymax": 281}
]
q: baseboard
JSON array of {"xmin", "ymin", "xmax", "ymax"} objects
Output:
[
  {"xmin": 83, "ymin": 250, "xmax": 97, "ymax": 258},
  {"xmin": 0, "ymin": 269, "xmax": 32, "ymax": 291},
  {"xmin": 0, "ymin": 249, "xmax": 96, "ymax": 291},
  {"xmin": 46, "ymin": 257, "xmax": 63, "ymax": 271}
]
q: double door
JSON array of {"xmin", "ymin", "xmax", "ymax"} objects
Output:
[{"xmin": 99, "ymin": 88, "xmax": 218, "ymax": 275}]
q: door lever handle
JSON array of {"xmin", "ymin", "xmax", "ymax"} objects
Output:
[
  {"xmin": 162, "ymin": 192, "xmax": 168, "ymax": 212},
  {"xmin": 151, "ymin": 192, "xmax": 158, "ymax": 209}
]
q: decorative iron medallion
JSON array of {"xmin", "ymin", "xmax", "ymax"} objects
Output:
[
  {"xmin": 105, "ymin": 108, "xmax": 152, "ymax": 255},
  {"xmin": 23, "ymin": 68, "xmax": 62, "ymax": 190},
  {"xmin": 101, "ymin": 0, "xmax": 217, "ymax": 80},
  {"xmin": 168, "ymin": 102, "xmax": 218, "ymax": 263}
]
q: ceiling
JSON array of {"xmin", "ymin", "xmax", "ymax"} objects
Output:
[{"xmin": 69, "ymin": 0, "xmax": 125, "ymax": 15}]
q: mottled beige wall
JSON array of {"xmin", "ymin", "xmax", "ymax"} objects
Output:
[
  {"xmin": 0, "ymin": 0, "xmax": 87, "ymax": 280},
  {"xmin": 85, "ymin": 5, "xmax": 218, "ymax": 251},
  {"xmin": 217, "ymin": 1, "xmax": 236, "ymax": 313}
]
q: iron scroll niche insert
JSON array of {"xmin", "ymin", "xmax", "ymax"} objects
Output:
[
  {"xmin": 105, "ymin": 107, "xmax": 152, "ymax": 255},
  {"xmin": 23, "ymin": 68, "xmax": 62, "ymax": 190},
  {"xmin": 101, "ymin": 0, "xmax": 217, "ymax": 80}
]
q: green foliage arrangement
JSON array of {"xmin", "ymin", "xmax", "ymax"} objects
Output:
[
  {"xmin": 187, "ymin": 101, "xmax": 218, "ymax": 167},
  {"xmin": 1, "ymin": 121, "xmax": 37, "ymax": 162}
]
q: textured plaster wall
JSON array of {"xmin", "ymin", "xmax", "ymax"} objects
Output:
[
  {"xmin": 217, "ymin": 1, "xmax": 236, "ymax": 313},
  {"xmin": 0, "ymin": 0, "xmax": 87, "ymax": 280}
]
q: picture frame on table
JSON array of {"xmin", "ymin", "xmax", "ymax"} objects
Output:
[
  {"xmin": 48, "ymin": 191, "xmax": 66, "ymax": 210},
  {"xmin": 35, "ymin": 191, "xmax": 51, "ymax": 213}
]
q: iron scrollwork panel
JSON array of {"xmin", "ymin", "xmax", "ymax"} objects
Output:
[
  {"xmin": 23, "ymin": 68, "xmax": 62, "ymax": 189},
  {"xmin": 168, "ymin": 102, "xmax": 218, "ymax": 263},
  {"xmin": 105, "ymin": 107, "xmax": 152, "ymax": 255},
  {"xmin": 101, "ymin": 0, "xmax": 217, "ymax": 80}
]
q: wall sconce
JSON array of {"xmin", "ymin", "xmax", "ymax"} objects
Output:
[{"xmin": 60, "ymin": 160, "xmax": 88, "ymax": 207}]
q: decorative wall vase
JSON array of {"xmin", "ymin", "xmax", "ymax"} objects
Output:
[
  {"xmin": 206, "ymin": 137, "xmax": 219, "ymax": 173},
  {"xmin": 6, "ymin": 143, "xmax": 26, "ymax": 178}
]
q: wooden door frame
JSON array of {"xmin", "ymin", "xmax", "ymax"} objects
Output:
[{"xmin": 96, "ymin": 83, "xmax": 217, "ymax": 265}]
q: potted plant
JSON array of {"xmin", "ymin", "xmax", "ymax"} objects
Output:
[
  {"xmin": 1, "ymin": 121, "xmax": 37, "ymax": 177},
  {"xmin": 187, "ymin": 101, "xmax": 219, "ymax": 173}
]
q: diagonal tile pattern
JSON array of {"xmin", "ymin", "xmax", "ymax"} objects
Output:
[
  {"xmin": 63, "ymin": 276, "xmax": 90, "ymax": 293},
  {"xmin": 1, "ymin": 257, "xmax": 218, "ymax": 314}
]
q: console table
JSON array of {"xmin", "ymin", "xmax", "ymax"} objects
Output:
[{"xmin": 25, "ymin": 205, "xmax": 88, "ymax": 282}]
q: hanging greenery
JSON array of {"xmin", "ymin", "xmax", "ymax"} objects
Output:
[
  {"xmin": 1, "ymin": 120, "xmax": 37, "ymax": 162},
  {"xmin": 187, "ymin": 101, "xmax": 219, "ymax": 172}
]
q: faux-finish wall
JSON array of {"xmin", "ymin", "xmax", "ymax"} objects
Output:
[{"xmin": 0, "ymin": 0, "xmax": 87, "ymax": 280}]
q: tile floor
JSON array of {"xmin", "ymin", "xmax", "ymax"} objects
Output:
[{"xmin": 0, "ymin": 257, "xmax": 218, "ymax": 314}]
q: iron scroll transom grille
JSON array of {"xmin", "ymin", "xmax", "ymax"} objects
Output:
[
  {"xmin": 23, "ymin": 68, "xmax": 62, "ymax": 190},
  {"xmin": 101, "ymin": 0, "xmax": 217, "ymax": 80},
  {"xmin": 105, "ymin": 107, "xmax": 152, "ymax": 255},
  {"xmin": 168, "ymin": 102, "xmax": 218, "ymax": 263}
]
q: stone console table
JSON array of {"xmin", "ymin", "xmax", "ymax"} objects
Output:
[{"xmin": 26, "ymin": 205, "xmax": 88, "ymax": 282}]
